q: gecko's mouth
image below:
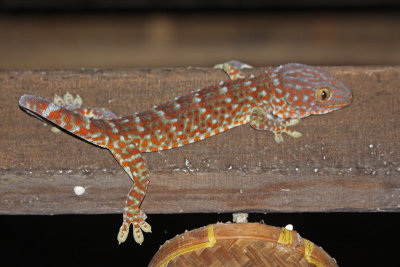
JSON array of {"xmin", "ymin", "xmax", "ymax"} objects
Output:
[
  {"xmin": 320, "ymin": 93, "xmax": 352, "ymax": 109},
  {"xmin": 321, "ymin": 101, "xmax": 351, "ymax": 109}
]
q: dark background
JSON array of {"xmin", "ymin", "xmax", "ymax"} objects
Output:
[
  {"xmin": 2, "ymin": 213, "xmax": 400, "ymax": 266},
  {"xmin": 1, "ymin": 1, "xmax": 399, "ymax": 266}
]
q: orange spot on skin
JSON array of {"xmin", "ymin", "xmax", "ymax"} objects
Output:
[
  {"xmin": 114, "ymin": 148, "xmax": 122, "ymax": 155},
  {"xmin": 74, "ymin": 115, "xmax": 83, "ymax": 126},
  {"xmin": 132, "ymin": 139, "xmax": 140, "ymax": 146},
  {"xmin": 121, "ymin": 153, "xmax": 132, "ymax": 159},
  {"xmin": 64, "ymin": 115, "xmax": 71, "ymax": 124},
  {"xmin": 122, "ymin": 161, "xmax": 129, "ymax": 167},
  {"xmin": 141, "ymin": 139, "xmax": 148, "ymax": 147},
  {"xmin": 127, "ymin": 147, "xmax": 139, "ymax": 155},
  {"xmin": 118, "ymin": 141, "xmax": 126, "ymax": 148},
  {"xmin": 151, "ymin": 136, "xmax": 159, "ymax": 146},
  {"xmin": 107, "ymin": 141, "xmax": 114, "ymax": 149},
  {"xmin": 110, "ymin": 134, "xmax": 119, "ymax": 142},
  {"xmin": 205, "ymin": 132, "xmax": 211, "ymax": 138},
  {"xmin": 37, "ymin": 101, "xmax": 49, "ymax": 111},
  {"xmin": 49, "ymin": 111, "xmax": 62, "ymax": 120},
  {"xmin": 78, "ymin": 127, "xmax": 88, "ymax": 136},
  {"xmin": 293, "ymin": 100, "xmax": 303, "ymax": 106},
  {"xmin": 189, "ymin": 129, "xmax": 199, "ymax": 138},
  {"xmin": 158, "ymin": 122, "xmax": 164, "ymax": 131}
]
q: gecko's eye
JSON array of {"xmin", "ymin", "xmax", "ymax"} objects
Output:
[{"xmin": 316, "ymin": 88, "xmax": 331, "ymax": 102}]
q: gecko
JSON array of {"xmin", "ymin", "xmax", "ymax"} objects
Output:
[{"xmin": 18, "ymin": 61, "xmax": 352, "ymax": 244}]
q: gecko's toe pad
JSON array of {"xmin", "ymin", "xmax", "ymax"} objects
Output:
[{"xmin": 117, "ymin": 208, "xmax": 151, "ymax": 245}]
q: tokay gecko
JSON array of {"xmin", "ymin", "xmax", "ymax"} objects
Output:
[{"xmin": 19, "ymin": 61, "xmax": 352, "ymax": 244}]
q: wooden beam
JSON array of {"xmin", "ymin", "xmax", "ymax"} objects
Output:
[
  {"xmin": 1, "ymin": 13, "xmax": 400, "ymax": 69},
  {"xmin": 1, "ymin": 66, "xmax": 399, "ymax": 215}
]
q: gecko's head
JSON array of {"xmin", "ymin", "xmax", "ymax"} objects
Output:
[{"xmin": 272, "ymin": 63, "xmax": 352, "ymax": 118}]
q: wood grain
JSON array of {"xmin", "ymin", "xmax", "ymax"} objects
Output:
[{"xmin": 1, "ymin": 66, "xmax": 399, "ymax": 215}]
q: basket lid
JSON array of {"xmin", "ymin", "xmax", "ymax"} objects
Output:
[{"xmin": 149, "ymin": 222, "xmax": 337, "ymax": 267}]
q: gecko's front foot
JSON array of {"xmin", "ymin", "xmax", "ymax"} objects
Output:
[
  {"xmin": 117, "ymin": 207, "xmax": 151, "ymax": 245},
  {"xmin": 214, "ymin": 60, "xmax": 253, "ymax": 80},
  {"xmin": 273, "ymin": 129, "xmax": 302, "ymax": 144}
]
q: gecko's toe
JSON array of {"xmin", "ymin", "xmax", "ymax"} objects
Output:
[
  {"xmin": 285, "ymin": 119, "xmax": 300, "ymax": 126},
  {"xmin": 286, "ymin": 130, "xmax": 302, "ymax": 138},
  {"xmin": 274, "ymin": 133, "xmax": 284, "ymax": 144},
  {"xmin": 117, "ymin": 222, "xmax": 130, "ymax": 244},
  {"xmin": 117, "ymin": 207, "xmax": 151, "ymax": 244}
]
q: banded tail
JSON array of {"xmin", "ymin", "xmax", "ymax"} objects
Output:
[{"xmin": 19, "ymin": 94, "xmax": 110, "ymax": 147}]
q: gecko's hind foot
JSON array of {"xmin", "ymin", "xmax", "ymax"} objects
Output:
[{"xmin": 117, "ymin": 208, "xmax": 152, "ymax": 245}]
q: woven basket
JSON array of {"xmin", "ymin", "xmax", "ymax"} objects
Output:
[{"xmin": 149, "ymin": 223, "xmax": 337, "ymax": 267}]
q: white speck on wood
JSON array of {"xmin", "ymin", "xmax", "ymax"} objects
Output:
[{"xmin": 74, "ymin": 186, "xmax": 85, "ymax": 196}]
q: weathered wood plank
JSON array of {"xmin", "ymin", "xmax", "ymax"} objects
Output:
[{"xmin": 1, "ymin": 66, "xmax": 399, "ymax": 214}]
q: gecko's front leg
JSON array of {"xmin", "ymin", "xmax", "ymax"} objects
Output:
[{"xmin": 249, "ymin": 109, "xmax": 302, "ymax": 143}]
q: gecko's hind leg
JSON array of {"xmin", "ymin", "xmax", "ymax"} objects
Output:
[
  {"xmin": 51, "ymin": 92, "xmax": 119, "ymax": 133},
  {"xmin": 214, "ymin": 60, "xmax": 253, "ymax": 80},
  {"xmin": 118, "ymin": 184, "xmax": 152, "ymax": 245},
  {"xmin": 108, "ymin": 143, "xmax": 152, "ymax": 244}
]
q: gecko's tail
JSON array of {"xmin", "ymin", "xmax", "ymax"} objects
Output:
[{"xmin": 19, "ymin": 94, "xmax": 109, "ymax": 147}]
